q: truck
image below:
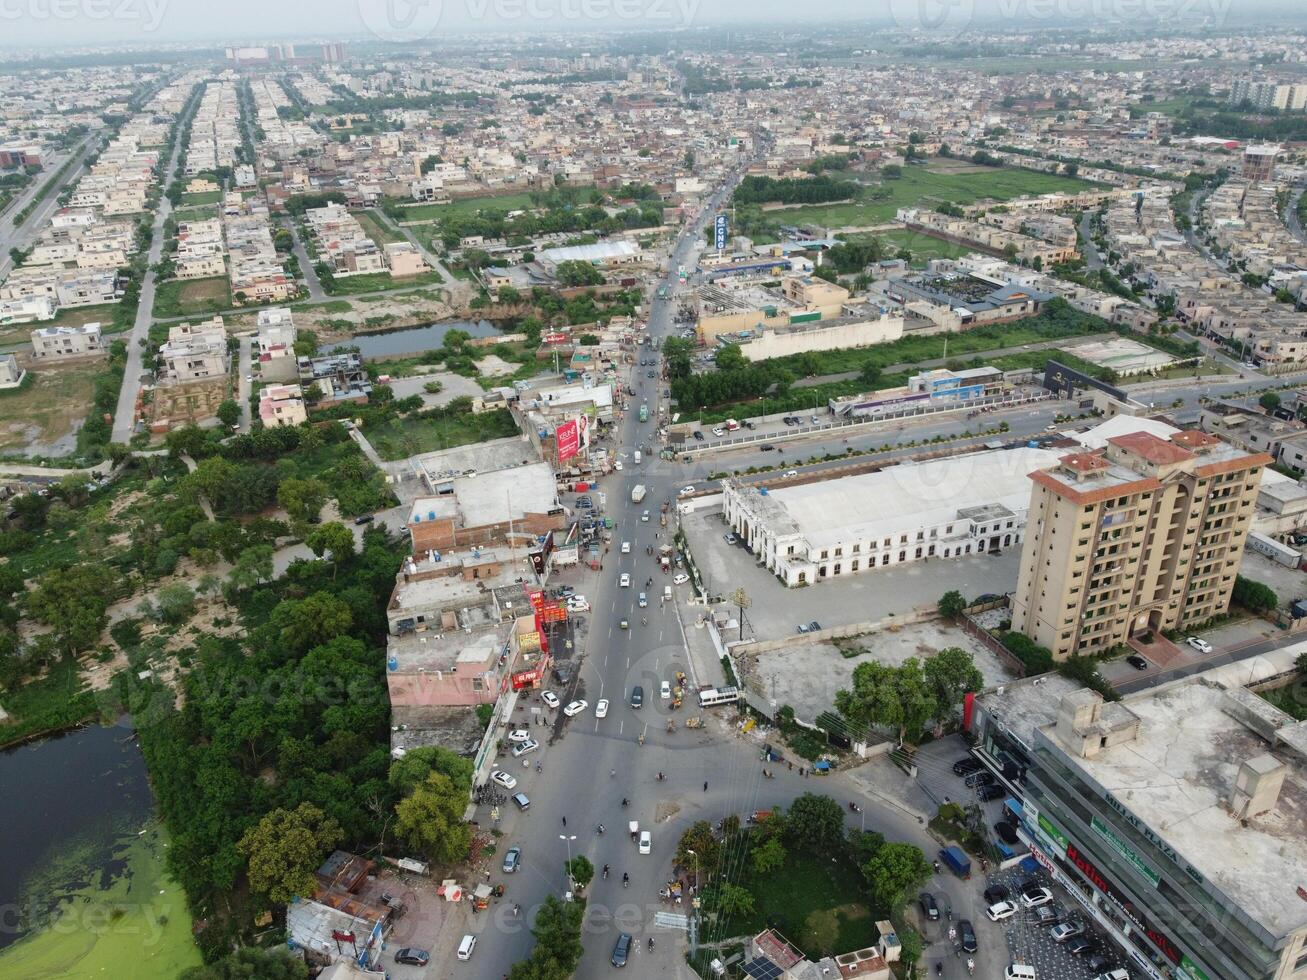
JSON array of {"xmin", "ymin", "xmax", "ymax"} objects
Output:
[
  {"xmin": 938, "ymin": 845, "xmax": 971, "ymax": 879},
  {"xmin": 1247, "ymin": 530, "xmax": 1301, "ymax": 568},
  {"xmin": 631, "ymin": 485, "xmax": 647, "ymax": 504},
  {"xmin": 639, "ymin": 404, "xmax": 649, "ymax": 423},
  {"xmin": 724, "ymin": 419, "xmax": 741, "ymax": 432}
]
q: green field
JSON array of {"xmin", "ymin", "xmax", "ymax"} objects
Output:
[
  {"xmin": 152, "ymin": 276, "xmax": 231, "ymax": 318},
  {"xmin": 353, "ymin": 209, "xmax": 405, "ymax": 244},
  {"xmin": 843, "ymin": 229, "xmax": 975, "ymax": 266},
  {"xmin": 367, "ymin": 407, "xmax": 519, "ymax": 461},
  {"xmin": 179, "ymin": 190, "xmax": 222, "ymax": 207},
  {"xmin": 323, "ymin": 268, "xmax": 445, "ymax": 296},
  {"xmin": 768, "ymin": 165, "xmax": 1099, "ymax": 231},
  {"xmin": 397, "ymin": 191, "xmax": 537, "ymax": 224},
  {"xmin": 169, "ymin": 205, "xmax": 216, "ymax": 223}
]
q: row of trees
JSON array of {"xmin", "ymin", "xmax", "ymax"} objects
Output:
[
  {"xmin": 835, "ymin": 649, "xmax": 984, "ymax": 743},
  {"xmin": 733, "ymin": 174, "xmax": 862, "ymax": 206}
]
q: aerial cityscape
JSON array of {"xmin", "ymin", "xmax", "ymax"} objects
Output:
[{"xmin": 1, "ymin": 2, "xmax": 1307, "ymax": 979}]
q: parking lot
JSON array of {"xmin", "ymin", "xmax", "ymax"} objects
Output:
[{"xmin": 682, "ymin": 506, "xmax": 1023, "ymax": 641}]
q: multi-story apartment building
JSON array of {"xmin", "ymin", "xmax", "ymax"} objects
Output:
[
  {"xmin": 1012, "ymin": 428, "xmax": 1267, "ymax": 659},
  {"xmin": 158, "ymin": 317, "xmax": 229, "ymax": 384},
  {"xmin": 30, "ymin": 322, "xmax": 104, "ymax": 359}
]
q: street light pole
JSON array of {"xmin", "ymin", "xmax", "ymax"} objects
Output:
[{"xmin": 559, "ymin": 834, "xmax": 577, "ymax": 897}]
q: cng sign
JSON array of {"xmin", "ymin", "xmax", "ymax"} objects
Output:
[{"xmin": 714, "ymin": 213, "xmax": 728, "ymax": 250}]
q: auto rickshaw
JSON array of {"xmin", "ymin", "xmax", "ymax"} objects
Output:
[
  {"xmin": 620, "ymin": 618, "xmax": 629, "ymax": 630},
  {"xmin": 684, "ymin": 716, "xmax": 702, "ymax": 729},
  {"xmin": 629, "ymin": 821, "xmax": 639, "ymax": 843}
]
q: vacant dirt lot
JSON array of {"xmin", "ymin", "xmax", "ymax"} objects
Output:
[{"xmin": 0, "ymin": 359, "xmax": 102, "ymax": 456}]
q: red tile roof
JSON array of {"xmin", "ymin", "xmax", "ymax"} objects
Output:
[{"xmin": 1107, "ymin": 431, "xmax": 1195, "ymax": 466}]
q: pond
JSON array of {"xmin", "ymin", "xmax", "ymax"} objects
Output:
[
  {"xmin": 0, "ymin": 723, "xmax": 200, "ymax": 978},
  {"xmin": 323, "ymin": 318, "xmax": 501, "ymax": 358}
]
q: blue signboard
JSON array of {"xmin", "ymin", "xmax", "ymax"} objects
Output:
[{"xmin": 714, "ymin": 214, "xmax": 728, "ymax": 250}]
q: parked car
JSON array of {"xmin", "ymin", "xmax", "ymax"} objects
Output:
[
  {"xmin": 919, "ymin": 892, "xmax": 939, "ymax": 920},
  {"xmin": 977, "ymin": 783, "xmax": 1006, "ymax": 802},
  {"xmin": 395, "ymin": 947, "xmax": 430, "ymax": 966},
  {"xmin": 952, "ymin": 758, "xmax": 983, "ymax": 776},
  {"xmin": 994, "ymin": 821, "xmax": 1019, "ymax": 845},
  {"xmin": 1186, "ymin": 636, "xmax": 1213, "ymax": 654},
  {"xmin": 541, "ymin": 691, "xmax": 560, "ymax": 709},
  {"xmin": 1051, "ymin": 921, "xmax": 1085, "ymax": 943},
  {"xmin": 511, "ymin": 792, "xmax": 530, "ymax": 811},
  {"xmin": 712, "ymin": 427, "xmax": 725, "ymax": 437},
  {"xmin": 692, "ymin": 431, "xmax": 705, "ymax": 441},
  {"xmin": 1089, "ymin": 961, "xmax": 1124, "ymax": 978},
  {"xmin": 983, "ymin": 884, "xmax": 1010, "ymax": 904},
  {"xmin": 807, "ymin": 620, "xmax": 821, "ymax": 631},
  {"xmin": 563, "ymin": 699, "xmax": 588, "ymax": 718},
  {"xmin": 724, "ymin": 533, "xmax": 737, "ymax": 544},
  {"xmin": 958, "ymin": 919, "xmax": 977, "ymax": 954},
  {"xmin": 502, "ymin": 846, "xmax": 521, "ymax": 873},
  {"xmin": 611, "ymin": 933, "xmax": 632, "ymax": 967},
  {"xmin": 595, "ymin": 699, "xmax": 609, "ymax": 718},
  {"xmin": 511, "ymin": 739, "xmax": 539, "ymax": 757},
  {"xmin": 1021, "ymin": 886, "xmax": 1054, "ymax": 909},
  {"xmin": 986, "ymin": 901, "xmax": 1017, "ymax": 922},
  {"xmin": 506, "ymin": 729, "xmax": 531, "ymax": 743},
  {"xmin": 490, "ymin": 770, "xmax": 517, "ymax": 791},
  {"xmin": 1126, "ymin": 654, "xmax": 1150, "ymax": 671},
  {"xmin": 680, "ymin": 486, "xmax": 696, "ymax": 495},
  {"xmin": 660, "ymin": 681, "xmax": 671, "ymax": 700},
  {"xmin": 552, "ymin": 664, "xmax": 573, "ymax": 685},
  {"xmin": 353, "ymin": 513, "xmax": 374, "ymax": 525},
  {"xmin": 782, "ymin": 469, "xmax": 798, "ymax": 477},
  {"xmin": 673, "ymin": 573, "xmax": 689, "ymax": 585},
  {"xmin": 456, "ymin": 935, "xmax": 477, "ymax": 961},
  {"xmin": 1066, "ymin": 936, "xmax": 1094, "ymax": 956}
]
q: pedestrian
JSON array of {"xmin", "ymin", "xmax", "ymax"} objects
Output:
[
  {"xmin": 703, "ymin": 780, "xmax": 708, "ymax": 792},
  {"xmin": 787, "ymin": 761, "xmax": 793, "ymax": 771},
  {"xmin": 562, "ymin": 816, "xmax": 567, "ymax": 827}
]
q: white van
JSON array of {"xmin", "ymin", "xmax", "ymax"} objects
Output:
[
  {"xmin": 1005, "ymin": 966, "xmax": 1036, "ymax": 980},
  {"xmin": 621, "ymin": 541, "xmax": 631, "ymax": 554},
  {"xmin": 633, "ymin": 450, "xmax": 642, "ymax": 464},
  {"xmin": 663, "ymin": 585, "xmax": 672, "ymax": 603},
  {"xmin": 457, "ymin": 934, "xmax": 477, "ymax": 961}
]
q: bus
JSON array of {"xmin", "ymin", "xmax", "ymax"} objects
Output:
[
  {"xmin": 697, "ymin": 686, "xmax": 741, "ymax": 709},
  {"xmin": 657, "ymin": 284, "xmax": 670, "ymax": 300}
]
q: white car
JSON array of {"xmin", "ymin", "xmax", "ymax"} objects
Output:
[
  {"xmin": 712, "ymin": 426, "xmax": 725, "ymax": 437},
  {"xmin": 660, "ymin": 680, "xmax": 671, "ymax": 700},
  {"xmin": 1020, "ymin": 886, "xmax": 1054, "ymax": 909},
  {"xmin": 595, "ymin": 698, "xmax": 609, "ymax": 718},
  {"xmin": 986, "ymin": 900, "xmax": 1017, "ymax": 922},
  {"xmin": 641, "ymin": 510, "xmax": 650, "ymax": 522},
  {"xmin": 673, "ymin": 573, "xmax": 689, "ymax": 585},
  {"xmin": 679, "ymin": 486, "xmax": 695, "ymax": 495},
  {"xmin": 506, "ymin": 729, "xmax": 532, "ymax": 743},
  {"xmin": 638, "ymin": 592, "xmax": 648, "ymax": 607},
  {"xmin": 1186, "ymin": 636, "xmax": 1213, "ymax": 654},
  {"xmin": 783, "ymin": 469, "xmax": 797, "ymax": 478},
  {"xmin": 511, "ymin": 738, "xmax": 539, "ymax": 757},
  {"xmin": 639, "ymin": 830, "xmax": 652, "ymax": 855},
  {"xmin": 490, "ymin": 769, "xmax": 518, "ymax": 790},
  {"xmin": 621, "ymin": 541, "xmax": 632, "ymax": 554},
  {"xmin": 456, "ymin": 934, "xmax": 477, "ymax": 961},
  {"xmin": 614, "ymin": 460, "xmax": 623, "ymax": 471},
  {"xmin": 619, "ymin": 573, "xmax": 631, "ymax": 587},
  {"xmin": 563, "ymin": 699, "xmax": 588, "ymax": 718},
  {"xmin": 566, "ymin": 595, "xmax": 590, "ymax": 612},
  {"xmin": 541, "ymin": 691, "xmax": 560, "ymax": 709}
]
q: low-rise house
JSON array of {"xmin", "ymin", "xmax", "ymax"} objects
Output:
[
  {"xmin": 258, "ymin": 383, "xmax": 307, "ymax": 427},
  {"xmin": 30, "ymin": 322, "xmax": 104, "ymax": 359},
  {"xmin": 158, "ymin": 316, "xmax": 228, "ymax": 383}
]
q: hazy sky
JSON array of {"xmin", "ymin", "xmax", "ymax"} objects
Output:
[{"xmin": 0, "ymin": 0, "xmax": 1298, "ymax": 48}]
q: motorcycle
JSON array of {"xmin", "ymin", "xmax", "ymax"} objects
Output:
[
  {"xmin": 648, "ymin": 937, "xmax": 655, "ymax": 952},
  {"xmin": 967, "ymin": 959, "xmax": 975, "ymax": 975},
  {"xmin": 596, "ymin": 824, "xmax": 605, "ymax": 836},
  {"xmin": 622, "ymin": 873, "xmax": 629, "ymax": 888},
  {"xmin": 603, "ymin": 865, "xmax": 609, "ymax": 880}
]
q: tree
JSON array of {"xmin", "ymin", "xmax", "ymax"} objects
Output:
[
  {"xmin": 923, "ymin": 647, "xmax": 984, "ymax": 725},
  {"xmin": 1260, "ymin": 392, "xmax": 1281, "ymax": 414},
  {"xmin": 181, "ymin": 948, "xmax": 308, "ymax": 980},
  {"xmin": 277, "ymin": 477, "xmax": 327, "ymax": 523},
  {"xmin": 784, "ymin": 793, "xmax": 845, "ymax": 851},
  {"xmin": 862, "ymin": 841, "xmax": 932, "ymax": 913},
  {"xmin": 269, "ymin": 592, "xmax": 353, "ymax": 653},
  {"xmin": 898, "ymin": 925, "xmax": 924, "ymax": 969},
  {"xmin": 1232, "ymin": 575, "xmax": 1277, "ymax": 613},
  {"xmin": 25, "ymin": 563, "xmax": 118, "ymax": 654},
  {"xmin": 675, "ymin": 820, "xmax": 721, "ymax": 877},
  {"xmin": 236, "ymin": 803, "xmax": 342, "ymax": 905},
  {"xmin": 526, "ymin": 895, "xmax": 585, "ymax": 973},
  {"xmin": 566, "ymin": 854, "xmax": 594, "ymax": 889},
  {"xmin": 937, "ymin": 590, "xmax": 966, "ymax": 619},
  {"xmin": 715, "ymin": 882, "xmax": 755, "ymax": 918},
  {"xmin": 216, "ymin": 400, "xmax": 240, "ymax": 427},
  {"xmin": 154, "ymin": 583, "xmax": 196, "ymax": 624},
  {"xmin": 389, "ymin": 745, "xmax": 473, "ymax": 796},
  {"xmin": 1003, "ymin": 243, "xmax": 1019, "ymax": 262},
  {"xmin": 836, "ymin": 659, "xmax": 940, "ymax": 743},
  {"xmin": 714, "ymin": 343, "xmax": 746, "ymax": 371},
  {"xmin": 751, "ymin": 836, "xmax": 786, "ymax": 875},
  {"xmin": 228, "ymin": 544, "xmax": 275, "ymax": 593},
  {"xmin": 394, "ymin": 771, "xmax": 472, "ymax": 865},
  {"xmin": 307, "ymin": 521, "xmax": 355, "ymax": 578}
]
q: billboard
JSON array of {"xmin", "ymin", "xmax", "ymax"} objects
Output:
[
  {"xmin": 543, "ymin": 331, "xmax": 568, "ymax": 345},
  {"xmin": 556, "ymin": 419, "xmax": 580, "ymax": 462},
  {"xmin": 714, "ymin": 213, "xmax": 729, "ymax": 250}
]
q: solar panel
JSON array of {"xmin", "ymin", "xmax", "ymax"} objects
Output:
[{"xmin": 742, "ymin": 956, "xmax": 784, "ymax": 980}]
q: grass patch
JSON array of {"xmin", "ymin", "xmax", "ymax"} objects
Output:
[
  {"xmin": 179, "ymin": 190, "xmax": 222, "ymax": 206},
  {"xmin": 397, "ymin": 191, "xmax": 536, "ymax": 224},
  {"xmin": 152, "ymin": 276, "xmax": 231, "ymax": 319},
  {"xmin": 366, "ymin": 406, "xmax": 519, "ymax": 461},
  {"xmin": 353, "ymin": 209, "xmax": 405, "ymax": 244},
  {"xmin": 1262, "ymin": 683, "xmax": 1307, "ymax": 721},
  {"xmin": 718, "ymin": 851, "xmax": 879, "ymax": 959},
  {"xmin": 322, "ymin": 269, "xmax": 444, "ymax": 296},
  {"xmin": 0, "ymin": 655, "xmax": 101, "ymax": 749},
  {"xmin": 771, "ymin": 165, "xmax": 1100, "ymax": 229},
  {"xmin": 170, "ymin": 205, "xmax": 217, "ymax": 223},
  {"xmin": 0, "ymin": 303, "xmax": 124, "ymax": 349},
  {"xmin": 0, "ymin": 361, "xmax": 101, "ymax": 454}
]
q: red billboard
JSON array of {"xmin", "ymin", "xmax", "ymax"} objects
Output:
[
  {"xmin": 543, "ymin": 332, "xmax": 568, "ymax": 345},
  {"xmin": 556, "ymin": 419, "xmax": 580, "ymax": 462},
  {"xmin": 527, "ymin": 590, "xmax": 545, "ymax": 612}
]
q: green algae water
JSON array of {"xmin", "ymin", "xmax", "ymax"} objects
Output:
[{"xmin": 0, "ymin": 724, "xmax": 201, "ymax": 979}]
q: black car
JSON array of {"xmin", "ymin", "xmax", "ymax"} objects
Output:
[
  {"xmin": 977, "ymin": 783, "xmax": 1006, "ymax": 802},
  {"xmin": 759, "ymin": 444, "xmax": 776, "ymax": 452},
  {"xmin": 952, "ymin": 758, "xmax": 983, "ymax": 776},
  {"xmin": 354, "ymin": 513, "xmax": 374, "ymax": 525},
  {"xmin": 919, "ymin": 892, "xmax": 939, "ymax": 920},
  {"xmin": 611, "ymin": 932, "xmax": 632, "ymax": 967},
  {"xmin": 958, "ymin": 919, "xmax": 977, "ymax": 954},
  {"xmin": 693, "ymin": 431, "xmax": 705, "ymax": 441},
  {"xmin": 1126, "ymin": 654, "xmax": 1149, "ymax": 671},
  {"xmin": 394, "ymin": 948, "xmax": 430, "ymax": 966},
  {"xmin": 1086, "ymin": 954, "xmax": 1112, "ymax": 973},
  {"xmin": 994, "ymin": 821, "xmax": 1019, "ymax": 845},
  {"xmin": 552, "ymin": 664, "xmax": 573, "ymax": 685},
  {"xmin": 983, "ymin": 884, "xmax": 1010, "ymax": 904},
  {"xmin": 965, "ymin": 770, "xmax": 995, "ymax": 787},
  {"xmin": 1066, "ymin": 936, "xmax": 1094, "ymax": 956}
]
